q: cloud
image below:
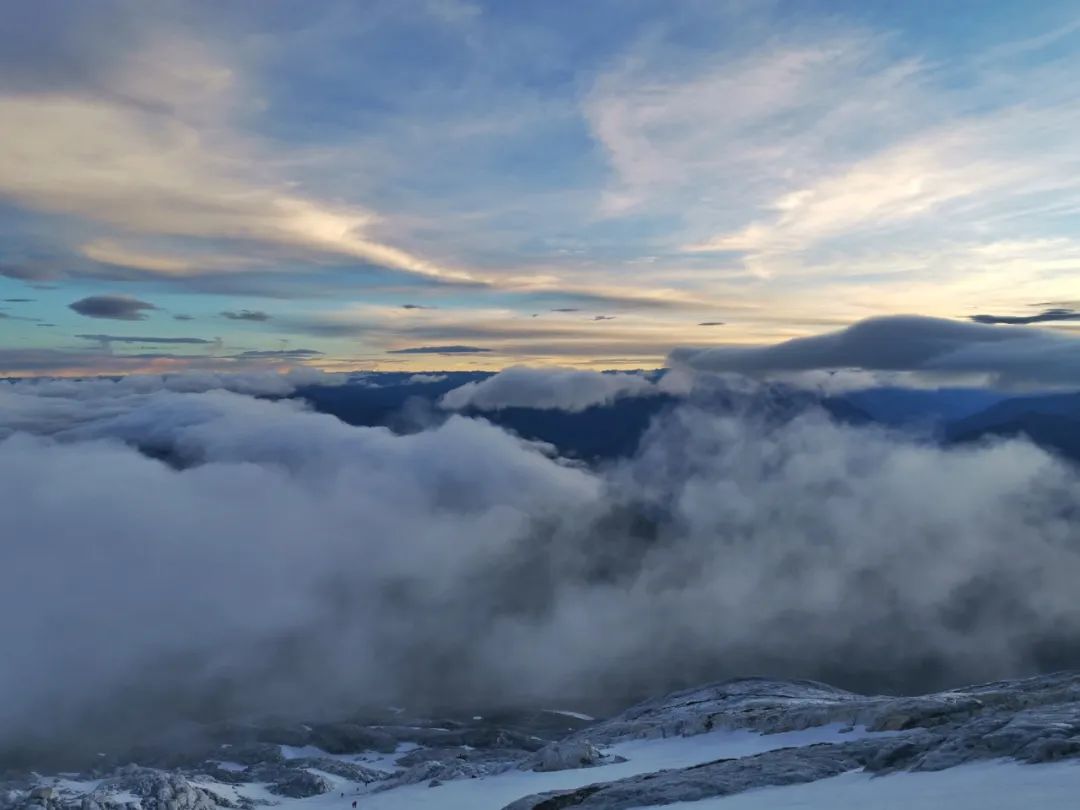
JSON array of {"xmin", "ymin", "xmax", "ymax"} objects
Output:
[
  {"xmin": 0, "ymin": 349, "xmax": 196, "ymax": 376},
  {"xmin": 585, "ymin": 34, "xmax": 925, "ymax": 217},
  {"xmin": 699, "ymin": 321, "xmax": 725, "ymax": 326},
  {"xmin": 69, "ymin": 295, "xmax": 158, "ymax": 321},
  {"xmin": 0, "ymin": 262, "xmax": 58, "ymax": 282},
  {"xmin": 237, "ymin": 349, "xmax": 323, "ymax": 359},
  {"xmin": 683, "ymin": 134, "xmax": 995, "ymax": 255},
  {"xmin": 441, "ymin": 366, "xmax": 659, "ymax": 412},
  {"xmin": 388, "ymin": 345, "xmax": 491, "ymax": 354},
  {"xmin": 80, "ymin": 239, "xmax": 258, "ymax": 277},
  {"xmin": 2, "ymin": 373, "xmax": 1080, "ymax": 761},
  {"xmin": 76, "ymin": 334, "xmax": 214, "ymax": 346},
  {"xmin": 3, "ymin": 298, "xmax": 33, "ymax": 303},
  {"xmin": 401, "ymin": 304, "xmax": 435, "ymax": 310},
  {"xmin": 0, "ymin": 348, "xmax": 328, "ymax": 378},
  {"xmin": 221, "ymin": 309, "xmax": 271, "ymax": 322},
  {"xmin": 593, "ymin": 315, "xmax": 616, "ymax": 321},
  {"xmin": 970, "ymin": 308, "xmax": 1080, "ymax": 325},
  {"xmin": 406, "ymin": 373, "xmax": 448, "ymax": 384},
  {"xmin": 0, "ymin": 371, "xmax": 336, "ymax": 417},
  {"xmin": 0, "ymin": 39, "xmax": 471, "ymax": 285},
  {"xmin": 173, "ymin": 314, "xmax": 195, "ymax": 321},
  {"xmin": 551, "ymin": 308, "xmax": 580, "ymax": 313},
  {"xmin": 671, "ymin": 315, "xmax": 1080, "ymax": 387}
]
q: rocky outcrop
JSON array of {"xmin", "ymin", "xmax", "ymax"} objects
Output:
[
  {"xmin": 244, "ymin": 761, "xmax": 383, "ymax": 795},
  {"xmin": 373, "ymin": 759, "xmax": 510, "ymax": 791},
  {"xmin": 306, "ymin": 724, "xmax": 396, "ymax": 755},
  {"xmin": 521, "ymin": 741, "xmax": 625, "ymax": 773},
  {"xmin": 503, "ymin": 739, "xmax": 881, "ymax": 810},
  {"xmin": 6, "ymin": 673, "xmax": 1080, "ymax": 810},
  {"xmin": 265, "ymin": 771, "xmax": 333, "ymax": 799},
  {"xmin": 280, "ymin": 759, "xmax": 384, "ymax": 784},
  {"xmin": 504, "ymin": 673, "xmax": 1080, "ymax": 809}
]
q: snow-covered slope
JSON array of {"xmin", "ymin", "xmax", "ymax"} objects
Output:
[{"xmin": 5, "ymin": 674, "xmax": 1080, "ymax": 810}]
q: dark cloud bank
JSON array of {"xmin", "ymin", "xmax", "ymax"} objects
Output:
[
  {"xmin": 970, "ymin": 307, "xmax": 1080, "ymax": 325},
  {"xmin": 388, "ymin": 344, "xmax": 491, "ymax": 354},
  {"xmin": 672, "ymin": 315, "xmax": 1080, "ymax": 386},
  {"xmin": 69, "ymin": 295, "xmax": 158, "ymax": 321},
  {"xmin": 2, "ymin": 316, "xmax": 1080, "ymax": 767}
]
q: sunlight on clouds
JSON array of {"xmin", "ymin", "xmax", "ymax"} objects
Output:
[
  {"xmin": 0, "ymin": 41, "xmax": 467, "ymax": 283},
  {"xmin": 686, "ymin": 133, "xmax": 997, "ymax": 253},
  {"xmin": 287, "ymin": 302, "xmax": 839, "ymax": 371},
  {"xmin": 80, "ymin": 239, "xmax": 257, "ymax": 275},
  {"xmin": 2, "ymin": 4, "xmax": 1080, "ymax": 371},
  {"xmin": 587, "ymin": 18, "xmax": 1080, "ymax": 334},
  {"xmin": 585, "ymin": 35, "xmax": 925, "ymax": 217}
]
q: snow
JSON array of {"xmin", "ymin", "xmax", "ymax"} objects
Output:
[
  {"xmin": 193, "ymin": 780, "xmax": 281, "ymax": 805},
  {"xmin": 29, "ymin": 725, "xmax": 1080, "ymax": 810},
  {"xmin": 210, "ymin": 761, "xmax": 246, "ymax": 773},
  {"xmin": 47, "ymin": 778, "xmax": 103, "ymax": 793},
  {"xmin": 41, "ymin": 777, "xmax": 137, "ymax": 805},
  {"xmin": 662, "ymin": 760, "xmax": 1080, "ymax": 809},
  {"xmin": 263, "ymin": 724, "xmax": 886, "ymax": 810},
  {"xmin": 544, "ymin": 710, "xmax": 595, "ymax": 722},
  {"xmin": 279, "ymin": 741, "xmax": 420, "ymax": 773},
  {"xmin": 280, "ymin": 745, "xmax": 334, "ymax": 760}
]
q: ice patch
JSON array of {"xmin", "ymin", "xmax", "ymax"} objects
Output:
[{"xmin": 544, "ymin": 710, "xmax": 595, "ymax": 722}]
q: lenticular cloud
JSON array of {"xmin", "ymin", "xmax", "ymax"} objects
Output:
[{"xmin": 1, "ymin": 370, "xmax": 1079, "ymax": 761}]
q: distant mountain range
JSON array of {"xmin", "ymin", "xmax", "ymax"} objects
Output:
[{"xmin": 293, "ymin": 374, "xmax": 1080, "ymax": 464}]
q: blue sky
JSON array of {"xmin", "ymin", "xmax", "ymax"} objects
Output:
[{"xmin": 2, "ymin": 0, "xmax": 1080, "ymax": 374}]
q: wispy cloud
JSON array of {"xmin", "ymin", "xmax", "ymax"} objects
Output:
[
  {"xmin": 76, "ymin": 334, "xmax": 215, "ymax": 346},
  {"xmin": 388, "ymin": 345, "xmax": 491, "ymax": 354},
  {"xmin": 3, "ymin": 5, "xmax": 1080, "ymax": 368},
  {"xmin": 222, "ymin": 309, "xmax": 271, "ymax": 322},
  {"xmin": 0, "ymin": 36, "xmax": 470, "ymax": 285},
  {"xmin": 970, "ymin": 308, "xmax": 1080, "ymax": 325},
  {"xmin": 237, "ymin": 348, "xmax": 322, "ymax": 358}
]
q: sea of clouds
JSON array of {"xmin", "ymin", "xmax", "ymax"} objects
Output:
[{"xmin": 3, "ymin": 322, "xmax": 1080, "ymax": 760}]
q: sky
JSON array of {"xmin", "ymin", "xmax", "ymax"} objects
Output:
[{"xmin": 2, "ymin": 0, "xmax": 1080, "ymax": 374}]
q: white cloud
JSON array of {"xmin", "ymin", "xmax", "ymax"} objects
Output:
[
  {"xmin": 441, "ymin": 366, "xmax": 660, "ymax": 411},
  {"xmin": 0, "ymin": 37, "xmax": 468, "ymax": 283},
  {"xmin": 585, "ymin": 34, "xmax": 926, "ymax": 218},
  {"xmin": 584, "ymin": 20, "xmax": 1080, "ymax": 330},
  {"xmin": 2, "ymin": 373, "xmax": 1080, "ymax": 757}
]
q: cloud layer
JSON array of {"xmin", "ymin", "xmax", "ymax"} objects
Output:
[
  {"xmin": 2, "ymin": 369, "xmax": 1080, "ymax": 764},
  {"xmin": 672, "ymin": 315, "xmax": 1080, "ymax": 387},
  {"xmin": 441, "ymin": 366, "xmax": 662, "ymax": 412}
]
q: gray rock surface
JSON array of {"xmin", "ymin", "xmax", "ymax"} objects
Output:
[
  {"xmin": 373, "ymin": 758, "xmax": 510, "ymax": 791},
  {"xmin": 522, "ymin": 741, "xmax": 625, "ymax": 773},
  {"xmin": 4, "ymin": 673, "xmax": 1080, "ymax": 810},
  {"xmin": 503, "ymin": 672, "xmax": 1080, "ymax": 809},
  {"xmin": 503, "ymin": 740, "xmax": 881, "ymax": 810},
  {"xmin": 281, "ymin": 759, "xmax": 384, "ymax": 784},
  {"xmin": 265, "ymin": 771, "xmax": 333, "ymax": 799},
  {"xmin": 307, "ymin": 724, "xmax": 397, "ymax": 756}
]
